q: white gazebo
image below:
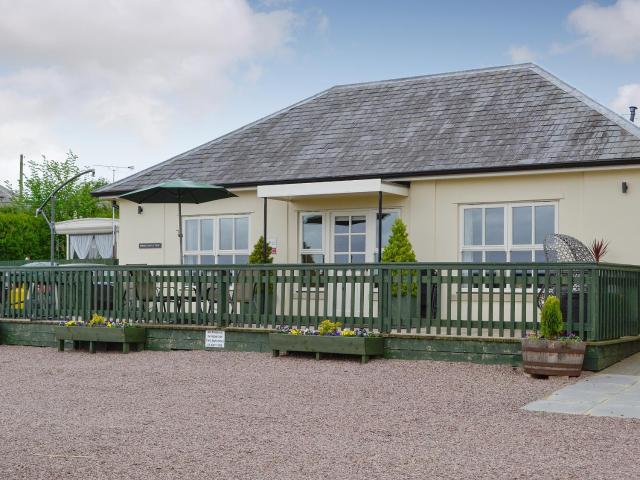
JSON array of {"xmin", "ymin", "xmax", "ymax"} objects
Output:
[{"xmin": 55, "ymin": 218, "xmax": 119, "ymax": 260}]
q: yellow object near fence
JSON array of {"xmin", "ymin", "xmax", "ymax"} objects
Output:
[{"xmin": 10, "ymin": 285, "xmax": 25, "ymax": 309}]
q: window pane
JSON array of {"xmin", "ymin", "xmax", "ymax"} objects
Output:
[
  {"xmin": 535, "ymin": 250, "xmax": 546, "ymax": 262},
  {"xmin": 351, "ymin": 216, "xmax": 366, "ymax": 233},
  {"xmin": 302, "ymin": 254, "xmax": 324, "ymax": 264},
  {"xmin": 302, "ymin": 215, "xmax": 323, "ymax": 250},
  {"xmin": 234, "ymin": 255, "xmax": 249, "ymax": 265},
  {"xmin": 218, "ymin": 254, "xmax": 233, "ymax": 265},
  {"xmin": 334, "ymin": 216, "xmax": 349, "ymax": 234},
  {"xmin": 351, "ymin": 254, "xmax": 366, "ymax": 263},
  {"xmin": 200, "ymin": 219, "xmax": 213, "ymax": 251},
  {"xmin": 485, "ymin": 251, "xmax": 507, "ymax": 262},
  {"xmin": 219, "ymin": 218, "xmax": 233, "ymax": 250},
  {"xmin": 462, "ymin": 251, "xmax": 482, "ymax": 262},
  {"xmin": 485, "ymin": 208, "xmax": 504, "ymax": 245},
  {"xmin": 377, "ymin": 211, "xmax": 399, "ymax": 249},
  {"xmin": 351, "ymin": 234, "xmax": 366, "ymax": 252},
  {"xmin": 510, "ymin": 250, "xmax": 533, "ymax": 262},
  {"xmin": 185, "ymin": 219, "xmax": 198, "ymax": 251},
  {"xmin": 512, "ymin": 206, "xmax": 532, "ymax": 245},
  {"xmin": 200, "ymin": 255, "xmax": 215, "ymax": 265},
  {"xmin": 334, "ymin": 235, "xmax": 348, "ymax": 252},
  {"xmin": 234, "ymin": 217, "xmax": 249, "ymax": 250},
  {"xmin": 334, "ymin": 254, "xmax": 349, "ymax": 263},
  {"xmin": 535, "ymin": 205, "xmax": 555, "ymax": 244},
  {"xmin": 464, "ymin": 209, "xmax": 482, "ymax": 246},
  {"xmin": 184, "ymin": 254, "xmax": 198, "ymax": 265}
]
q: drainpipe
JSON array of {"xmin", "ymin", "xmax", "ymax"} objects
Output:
[
  {"xmin": 263, "ymin": 197, "xmax": 268, "ymax": 260},
  {"xmin": 377, "ymin": 190, "xmax": 383, "ymax": 262}
]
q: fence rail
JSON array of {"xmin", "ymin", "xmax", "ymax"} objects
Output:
[{"xmin": 0, "ymin": 262, "xmax": 638, "ymax": 341}]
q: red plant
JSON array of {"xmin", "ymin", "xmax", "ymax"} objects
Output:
[{"xmin": 590, "ymin": 238, "xmax": 609, "ymax": 263}]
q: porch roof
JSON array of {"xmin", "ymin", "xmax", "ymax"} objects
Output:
[{"xmin": 256, "ymin": 179, "xmax": 408, "ymax": 200}]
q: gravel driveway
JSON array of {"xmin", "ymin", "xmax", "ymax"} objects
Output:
[{"xmin": 1, "ymin": 345, "xmax": 639, "ymax": 479}]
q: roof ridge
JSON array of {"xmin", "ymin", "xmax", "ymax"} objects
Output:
[
  {"xmin": 529, "ymin": 64, "xmax": 640, "ymax": 140},
  {"xmin": 330, "ymin": 63, "xmax": 536, "ymax": 90}
]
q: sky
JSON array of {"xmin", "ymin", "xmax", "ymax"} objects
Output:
[{"xmin": 1, "ymin": 0, "xmax": 639, "ymax": 187}]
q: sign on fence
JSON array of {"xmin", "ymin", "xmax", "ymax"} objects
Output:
[{"xmin": 205, "ymin": 330, "xmax": 225, "ymax": 348}]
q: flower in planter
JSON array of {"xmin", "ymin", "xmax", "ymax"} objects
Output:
[
  {"xmin": 88, "ymin": 313, "xmax": 106, "ymax": 327},
  {"xmin": 341, "ymin": 329, "xmax": 356, "ymax": 337},
  {"xmin": 318, "ymin": 320, "xmax": 341, "ymax": 336}
]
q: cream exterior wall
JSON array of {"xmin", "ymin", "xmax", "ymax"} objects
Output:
[
  {"xmin": 117, "ymin": 168, "xmax": 640, "ymax": 266},
  {"xmin": 118, "ymin": 189, "xmax": 288, "ymax": 265}
]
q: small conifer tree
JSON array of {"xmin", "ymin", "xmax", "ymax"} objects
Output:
[
  {"xmin": 382, "ymin": 219, "xmax": 417, "ymax": 263},
  {"xmin": 382, "ymin": 218, "xmax": 417, "ymax": 296},
  {"xmin": 248, "ymin": 236, "xmax": 273, "ymax": 264},
  {"xmin": 540, "ymin": 295, "xmax": 564, "ymax": 339}
]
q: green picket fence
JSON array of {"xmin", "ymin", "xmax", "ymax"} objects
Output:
[{"xmin": 0, "ymin": 262, "xmax": 638, "ymax": 341}]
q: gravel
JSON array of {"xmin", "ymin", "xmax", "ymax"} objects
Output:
[{"xmin": 1, "ymin": 345, "xmax": 639, "ymax": 480}]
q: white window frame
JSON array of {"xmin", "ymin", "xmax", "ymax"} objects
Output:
[
  {"xmin": 299, "ymin": 208, "xmax": 401, "ymax": 264},
  {"xmin": 183, "ymin": 214, "xmax": 251, "ymax": 265},
  {"xmin": 459, "ymin": 201, "xmax": 558, "ymax": 263},
  {"xmin": 300, "ymin": 212, "xmax": 326, "ymax": 264}
]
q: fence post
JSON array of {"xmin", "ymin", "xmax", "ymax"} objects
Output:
[
  {"xmin": 588, "ymin": 266, "xmax": 600, "ymax": 341},
  {"xmin": 379, "ymin": 267, "xmax": 389, "ymax": 333}
]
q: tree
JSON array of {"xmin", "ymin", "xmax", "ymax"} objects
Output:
[
  {"xmin": 0, "ymin": 206, "xmax": 50, "ymax": 261},
  {"xmin": 382, "ymin": 218, "xmax": 417, "ymax": 296},
  {"xmin": 4, "ymin": 151, "xmax": 111, "ymax": 260},
  {"xmin": 11, "ymin": 150, "xmax": 111, "ymax": 220},
  {"xmin": 382, "ymin": 218, "xmax": 416, "ymax": 263},
  {"xmin": 248, "ymin": 236, "xmax": 273, "ymax": 264}
]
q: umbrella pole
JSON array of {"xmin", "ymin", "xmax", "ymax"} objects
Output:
[{"xmin": 178, "ymin": 200, "xmax": 183, "ymax": 264}]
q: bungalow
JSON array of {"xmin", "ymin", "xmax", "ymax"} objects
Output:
[{"xmin": 94, "ymin": 63, "xmax": 640, "ymax": 267}]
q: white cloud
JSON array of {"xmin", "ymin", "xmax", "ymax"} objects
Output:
[
  {"xmin": 508, "ymin": 45, "xmax": 538, "ymax": 63},
  {"xmin": 0, "ymin": 0, "xmax": 296, "ymax": 181},
  {"xmin": 568, "ymin": 0, "xmax": 640, "ymax": 61},
  {"xmin": 611, "ymin": 84, "xmax": 640, "ymax": 119}
]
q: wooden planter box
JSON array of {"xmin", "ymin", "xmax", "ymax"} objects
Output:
[
  {"xmin": 269, "ymin": 333, "xmax": 384, "ymax": 364},
  {"xmin": 521, "ymin": 338, "xmax": 586, "ymax": 377},
  {"xmin": 55, "ymin": 326, "xmax": 146, "ymax": 354}
]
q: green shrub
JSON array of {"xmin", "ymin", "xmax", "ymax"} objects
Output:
[
  {"xmin": 382, "ymin": 218, "xmax": 417, "ymax": 296},
  {"xmin": 248, "ymin": 236, "xmax": 273, "ymax": 264},
  {"xmin": 540, "ymin": 295, "xmax": 564, "ymax": 340},
  {"xmin": 0, "ymin": 206, "xmax": 50, "ymax": 260}
]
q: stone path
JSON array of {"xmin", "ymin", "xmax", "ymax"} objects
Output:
[{"xmin": 523, "ymin": 352, "xmax": 640, "ymax": 419}]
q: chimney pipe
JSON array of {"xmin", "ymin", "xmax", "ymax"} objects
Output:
[{"xmin": 630, "ymin": 106, "xmax": 637, "ymax": 123}]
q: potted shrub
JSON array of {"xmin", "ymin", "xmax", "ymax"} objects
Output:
[
  {"xmin": 522, "ymin": 296, "xmax": 586, "ymax": 378},
  {"xmin": 55, "ymin": 313, "xmax": 145, "ymax": 354},
  {"xmin": 269, "ymin": 320, "xmax": 384, "ymax": 363},
  {"xmin": 382, "ymin": 219, "xmax": 418, "ymax": 328},
  {"xmin": 246, "ymin": 236, "xmax": 275, "ymax": 315}
]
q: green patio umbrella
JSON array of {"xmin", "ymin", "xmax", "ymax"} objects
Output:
[{"xmin": 120, "ymin": 179, "xmax": 237, "ymax": 263}]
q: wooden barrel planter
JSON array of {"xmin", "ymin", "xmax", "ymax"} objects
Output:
[
  {"xmin": 55, "ymin": 326, "xmax": 146, "ymax": 354},
  {"xmin": 269, "ymin": 333, "xmax": 384, "ymax": 364},
  {"xmin": 521, "ymin": 338, "xmax": 586, "ymax": 377}
]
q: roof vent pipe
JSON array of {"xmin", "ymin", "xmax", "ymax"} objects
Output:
[{"xmin": 630, "ymin": 106, "xmax": 637, "ymax": 123}]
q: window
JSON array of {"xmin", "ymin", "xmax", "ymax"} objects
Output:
[
  {"xmin": 301, "ymin": 214, "xmax": 324, "ymax": 264},
  {"xmin": 300, "ymin": 209, "xmax": 400, "ymax": 263},
  {"xmin": 460, "ymin": 202, "xmax": 556, "ymax": 263},
  {"xmin": 334, "ymin": 215, "xmax": 367, "ymax": 263},
  {"xmin": 183, "ymin": 215, "xmax": 249, "ymax": 265}
]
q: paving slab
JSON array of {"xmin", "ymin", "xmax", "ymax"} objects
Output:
[{"xmin": 523, "ymin": 352, "xmax": 640, "ymax": 419}]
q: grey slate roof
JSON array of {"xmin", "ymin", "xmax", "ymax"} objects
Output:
[
  {"xmin": 0, "ymin": 185, "xmax": 13, "ymax": 204},
  {"xmin": 95, "ymin": 63, "xmax": 640, "ymax": 196}
]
